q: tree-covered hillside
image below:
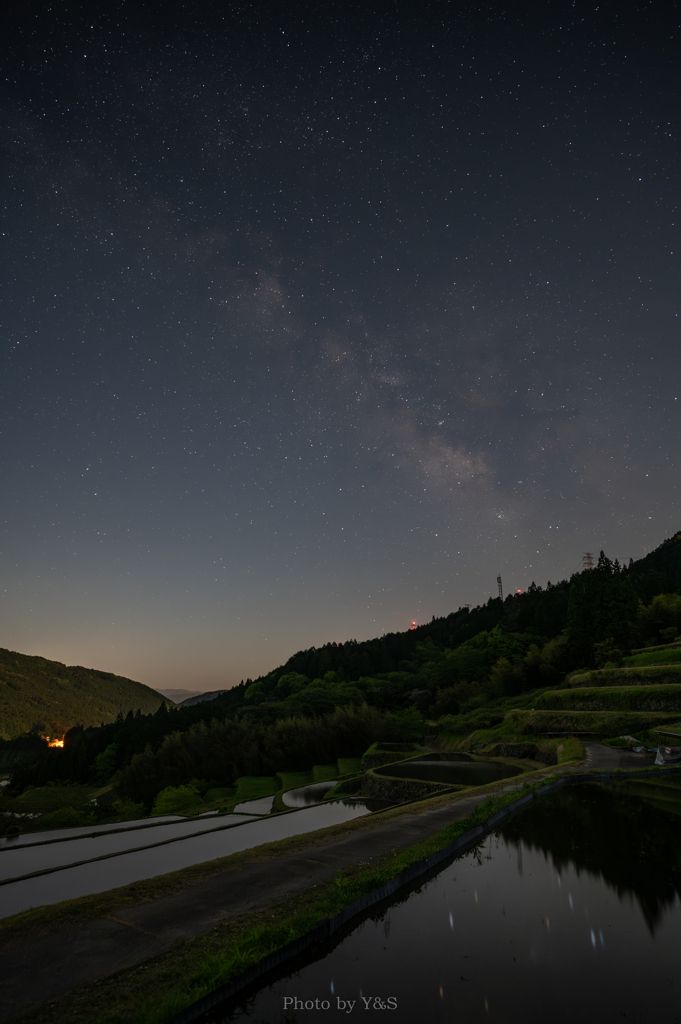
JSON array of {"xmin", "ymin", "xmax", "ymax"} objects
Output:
[
  {"xmin": 248, "ymin": 533, "xmax": 681, "ymax": 685},
  {"xmin": 627, "ymin": 531, "xmax": 681, "ymax": 599},
  {"xmin": 0, "ymin": 648, "xmax": 171, "ymax": 740},
  {"xmin": 4, "ymin": 531, "xmax": 681, "ymax": 799}
]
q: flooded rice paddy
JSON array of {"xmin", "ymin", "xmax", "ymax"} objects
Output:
[
  {"xmin": 379, "ymin": 759, "xmax": 522, "ymax": 787},
  {"xmin": 0, "ymin": 798, "xmax": 372, "ymax": 919},
  {"xmin": 0, "ymin": 814, "xmax": 188, "ymax": 850},
  {"xmin": 282, "ymin": 782, "xmax": 339, "ymax": 808},
  {"xmin": 0, "ymin": 814, "xmax": 253, "ymax": 881},
  {"xmin": 202, "ymin": 778, "xmax": 681, "ymax": 1024},
  {"xmin": 233, "ymin": 796, "xmax": 275, "ymax": 815}
]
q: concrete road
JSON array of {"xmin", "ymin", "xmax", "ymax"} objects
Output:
[{"xmin": 581, "ymin": 741, "xmax": 656, "ymax": 771}]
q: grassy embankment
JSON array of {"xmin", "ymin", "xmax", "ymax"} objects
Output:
[
  {"xmin": 4, "ymin": 774, "xmax": 562, "ymax": 1024},
  {"xmin": 535, "ymin": 684, "xmax": 681, "ymax": 712},
  {"xmin": 564, "ymin": 646, "xmax": 681, "ymax": 688},
  {"xmin": 567, "ymin": 665, "xmax": 681, "ymax": 687},
  {"xmin": 438, "ymin": 730, "xmax": 585, "ymax": 764},
  {"xmin": 436, "ymin": 704, "xmax": 679, "ymax": 753},
  {"xmin": 629, "ymin": 639, "xmax": 681, "ymax": 656},
  {"xmin": 440, "ymin": 707, "xmax": 681, "ymax": 747},
  {"xmin": 624, "ymin": 649, "xmax": 681, "ymax": 666}
]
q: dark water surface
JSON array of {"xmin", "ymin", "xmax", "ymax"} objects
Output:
[
  {"xmin": 202, "ymin": 781, "xmax": 681, "ymax": 1024},
  {"xmin": 379, "ymin": 759, "xmax": 522, "ymax": 786}
]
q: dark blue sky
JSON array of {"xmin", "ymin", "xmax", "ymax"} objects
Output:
[{"xmin": 1, "ymin": 1, "xmax": 679, "ymax": 691}]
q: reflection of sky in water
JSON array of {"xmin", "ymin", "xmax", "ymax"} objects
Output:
[
  {"xmin": 0, "ymin": 815, "xmax": 252, "ymax": 881},
  {"xmin": 0, "ymin": 814, "xmax": 187, "ymax": 849},
  {"xmin": 213, "ymin": 824, "xmax": 681, "ymax": 1023},
  {"xmin": 282, "ymin": 781, "xmax": 338, "ymax": 808},
  {"xmin": 0, "ymin": 800, "xmax": 370, "ymax": 919},
  {"xmin": 233, "ymin": 796, "xmax": 274, "ymax": 815}
]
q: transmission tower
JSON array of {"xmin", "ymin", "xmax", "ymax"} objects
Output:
[
  {"xmin": 582, "ymin": 552, "xmax": 595, "ymax": 571},
  {"xmin": 497, "ymin": 575, "xmax": 503, "ymax": 600}
]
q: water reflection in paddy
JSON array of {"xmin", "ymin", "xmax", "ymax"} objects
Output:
[
  {"xmin": 379, "ymin": 759, "xmax": 522, "ymax": 786},
  {"xmin": 282, "ymin": 781, "xmax": 338, "ymax": 808},
  {"xmin": 0, "ymin": 814, "xmax": 252, "ymax": 881},
  {"xmin": 0, "ymin": 798, "xmax": 372, "ymax": 919},
  {"xmin": 0, "ymin": 814, "xmax": 203, "ymax": 851},
  {"xmin": 204, "ymin": 781, "xmax": 681, "ymax": 1024},
  {"xmin": 233, "ymin": 796, "xmax": 275, "ymax": 815}
]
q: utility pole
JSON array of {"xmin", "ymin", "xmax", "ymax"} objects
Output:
[
  {"xmin": 582, "ymin": 552, "xmax": 594, "ymax": 571},
  {"xmin": 497, "ymin": 575, "xmax": 503, "ymax": 600}
]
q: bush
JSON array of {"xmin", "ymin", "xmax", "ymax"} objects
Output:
[
  {"xmin": 152, "ymin": 784, "xmax": 202, "ymax": 816},
  {"xmin": 430, "ymin": 687, "xmax": 460, "ymax": 717},
  {"xmin": 111, "ymin": 798, "xmax": 146, "ymax": 821},
  {"xmin": 385, "ymin": 707, "xmax": 423, "ymax": 741},
  {"xmin": 92, "ymin": 743, "xmax": 118, "ymax": 782},
  {"xmin": 31, "ymin": 805, "xmax": 96, "ymax": 830},
  {"xmin": 118, "ymin": 704, "xmax": 387, "ymax": 808}
]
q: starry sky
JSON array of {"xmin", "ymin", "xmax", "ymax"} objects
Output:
[{"xmin": 1, "ymin": 1, "xmax": 679, "ymax": 693}]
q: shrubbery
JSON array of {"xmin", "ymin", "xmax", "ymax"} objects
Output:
[
  {"xmin": 152, "ymin": 784, "xmax": 203, "ymax": 816},
  {"xmin": 118, "ymin": 704, "xmax": 387, "ymax": 808}
]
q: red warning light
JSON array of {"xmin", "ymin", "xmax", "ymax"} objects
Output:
[
  {"xmin": 515, "ymin": 589, "xmax": 523, "ymax": 595},
  {"xmin": 409, "ymin": 621, "xmax": 417, "ymax": 630}
]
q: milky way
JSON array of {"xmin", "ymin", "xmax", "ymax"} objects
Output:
[{"xmin": 1, "ymin": 1, "xmax": 679, "ymax": 689}]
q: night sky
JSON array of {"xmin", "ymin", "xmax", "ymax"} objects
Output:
[{"xmin": 1, "ymin": 1, "xmax": 679, "ymax": 693}]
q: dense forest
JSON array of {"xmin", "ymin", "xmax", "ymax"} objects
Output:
[
  {"xmin": 3, "ymin": 531, "xmax": 681, "ymax": 804},
  {"xmin": 0, "ymin": 648, "xmax": 169, "ymax": 741}
]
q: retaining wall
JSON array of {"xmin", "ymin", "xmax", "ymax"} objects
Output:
[
  {"xmin": 485, "ymin": 742, "xmax": 538, "ymax": 759},
  {"xmin": 360, "ymin": 751, "xmax": 416, "ymax": 770},
  {"xmin": 361, "ymin": 771, "xmax": 454, "ymax": 803}
]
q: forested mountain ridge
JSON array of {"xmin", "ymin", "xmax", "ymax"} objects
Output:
[
  {"xmin": 4, "ymin": 531, "xmax": 681, "ymax": 794},
  {"xmin": 258, "ymin": 531, "xmax": 681, "ymax": 684},
  {"xmin": 0, "ymin": 648, "xmax": 171, "ymax": 741},
  {"xmin": 627, "ymin": 531, "xmax": 681, "ymax": 598}
]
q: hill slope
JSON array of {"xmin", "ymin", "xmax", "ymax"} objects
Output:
[
  {"xmin": 255, "ymin": 532, "xmax": 681, "ymax": 686},
  {"xmin": 6, "ymin": 529, "xmax": 681, "ymax": 796},
  {"xmin": 0, "ymin": 648, "xmax": 170, "ymax": 740}
]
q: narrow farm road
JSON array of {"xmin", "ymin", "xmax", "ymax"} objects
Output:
[{"xmin": 0, "ymin": 790, "xmax": 492, "ymax": 1022}]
